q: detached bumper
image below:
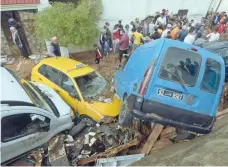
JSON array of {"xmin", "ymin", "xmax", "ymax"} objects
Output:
[{"xmin": 127, "ymin": 94, "xmax": 215, "ymax": 134}]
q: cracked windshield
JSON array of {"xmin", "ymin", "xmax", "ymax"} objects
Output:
[{"xmin": 75, "ymin": 72, "xmax": 107, "ymax": 100}]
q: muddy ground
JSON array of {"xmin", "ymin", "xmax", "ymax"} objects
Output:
[
  {"xmin": 133, "ymin": 114, "xmax": 228, "ymax": 166},
  {"xmin": 5, "ymin": 51, "xmax": 119, "ymax": 82}
]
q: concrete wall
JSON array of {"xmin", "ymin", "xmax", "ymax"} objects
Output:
[
  {"xmin": 1, "ymin": 27, "xmax": 12, "ymax": 56},
  {"xmin": 98, "ymin": 0, "xmax": 213, "ymax": 29}
]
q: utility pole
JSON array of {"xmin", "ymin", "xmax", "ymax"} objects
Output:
[{"xmin": 215, "ymin": 0, "xmax": 223, "ymax": 13}]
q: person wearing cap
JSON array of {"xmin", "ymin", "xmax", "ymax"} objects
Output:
[
  {"xmin": 161, "ymin": 24, "xmax": 171, "ymax": 38},
  {"xmin": 50, "ymin": 36, "xmax": 61, "ymax": 57}
]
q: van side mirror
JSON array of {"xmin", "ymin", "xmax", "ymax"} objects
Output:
[{"xmin": 69, "ymin": 92, "xmax": 80, "ymax": 100}]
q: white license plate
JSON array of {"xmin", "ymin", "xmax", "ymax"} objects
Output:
[{"xmin": 157, "ymin": 88, "xmax": 183, "ymax": 100}]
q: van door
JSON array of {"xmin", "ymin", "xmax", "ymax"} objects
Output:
[{"xmin": 145, "ymin": 41, "xmax": 222, "ymax": 117}]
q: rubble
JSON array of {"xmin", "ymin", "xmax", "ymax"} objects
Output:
[{"xmin": 0, "ymin": 55, "xmax": 16, "ymax": 65}]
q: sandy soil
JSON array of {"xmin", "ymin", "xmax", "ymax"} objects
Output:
[{"xmin": 133, "ymin": 114, "xmax": 228, "ymax": 166}]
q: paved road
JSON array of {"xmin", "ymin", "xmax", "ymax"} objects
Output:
[{"xmin": 133, "ymin": 115, "xmax": 228, "ymax": 166}]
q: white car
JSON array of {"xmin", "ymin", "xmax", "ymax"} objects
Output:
[{"xmin": 1, "ymin": 66, "xmax": 75, "ymax": 165}]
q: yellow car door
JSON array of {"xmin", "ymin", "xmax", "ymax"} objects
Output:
[
  {"xmin": 55, "ymin": 72, "xmax": 83, "ymax": 114},
  {"xmin": 32, "ymin": 64, "xmax": 60, "ymax": 91}
]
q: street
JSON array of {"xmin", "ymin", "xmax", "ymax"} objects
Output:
[{"xmin": 133, "ymin": 114, "xmax": 228, "ymax": 166}]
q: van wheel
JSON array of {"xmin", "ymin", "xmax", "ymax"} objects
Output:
[
  {"xmin": 176, "ymin": 129, "xmax": 196, "ymax": 140},
  {"xmin": 118, "ymin": 98, "xmax": 133, "ymax": 126},
  {"xmin": 79, "ymin": 115, "xmax": 95, "ymax": 126}
]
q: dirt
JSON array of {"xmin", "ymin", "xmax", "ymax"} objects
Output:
[{"xmin": 133, "ymin": 114, "xmax": 228, "ymax": 166}]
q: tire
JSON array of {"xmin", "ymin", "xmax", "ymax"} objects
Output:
[
  {"xmin": 79, "ymin": 115, "xmax": 95, "ymax": 126},
  {"xmin": 69, "ymin": 121, "xmax": 87, "ymax": 137},
  {"xmin": 118, "ymin": 98, "xmax": 133, "ymax": 126},
  {"xmin": 176, "ymin": 128, "xmax": 196, "ymax": 140}
]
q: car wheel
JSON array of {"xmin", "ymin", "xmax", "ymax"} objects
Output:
[
  {"xmin": 118, "ymin": 98, "xmax": 133, "ymax": 126},
  {"xmin": 79, "ymin": 115, "xmax": 95, "ymax": 126},
  {"xmin": 69, "ymin": 121, "xmax": 87, "ymax": 137}
]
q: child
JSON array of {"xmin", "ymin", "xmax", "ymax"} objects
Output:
[{"xmin": 93, "ymin": 44, "xmax": 102, "ymax": 70}]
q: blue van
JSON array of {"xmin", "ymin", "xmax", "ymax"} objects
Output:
[{"xmin": 114, "ymin": 38, "xmax": 225, "ymax": 134}]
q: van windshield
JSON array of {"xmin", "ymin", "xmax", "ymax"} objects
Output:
[
  {"xmin": 75, "ymin": 71, "xmax": 107, "ymax": 100},
  {"xmin": 159, "ymin": 47, "xmax": 201, "ymax": 86}
]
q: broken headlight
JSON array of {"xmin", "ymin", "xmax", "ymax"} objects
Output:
[{"xmin": 101, "ymin": 116, "xmax": 115, "ymax": 124}]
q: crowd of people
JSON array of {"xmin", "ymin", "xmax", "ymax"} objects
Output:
[{"xmin": 98, "ymin": 9, "xmax": 228, "ymax": 68}]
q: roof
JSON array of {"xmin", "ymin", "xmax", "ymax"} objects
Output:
[
  {"xmin": 1, "ymin": 0, "xmax": 40, "ymax": 11},
  {"xmin": 0, "ymin": 0, "xmax": 40, "ymax": 5},
  {"xmin": 0, "ymin": 67, "xmax": 32, "ymax": 103},
  {"xmin": 202, "ymin": 41, "xmax": 228, "ymax": 51},
  {"xmin": 39, "ymin": 57, "xmax": 95, "ymax": 78}
]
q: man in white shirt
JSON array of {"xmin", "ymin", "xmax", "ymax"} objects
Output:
[
  {"xmin": 206, "ymin": 29, "xmax": 220, "ymax": 42},
  {"xmin": 184, "ymin": 29, "xmax": 195, "ymax": 45},
  {"xmin": 161, "ymin": 24, "xmax": 172, "ymax": 38},
  {"xmin": 155, "ymin": 14, "xmax": 166, "ymax": 26}
]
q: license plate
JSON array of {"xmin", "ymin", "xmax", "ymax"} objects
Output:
[{"xmin": 157, "ymin": 88, "xmax": 183, "ymax": 100}]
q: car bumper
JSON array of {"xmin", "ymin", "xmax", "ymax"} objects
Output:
[{"xmin": 127, "ymin": 94, "xmax": 215, "ymax": 134}]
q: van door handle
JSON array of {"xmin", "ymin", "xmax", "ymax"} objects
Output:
[
  {"xmin": 38, "ymin": 78, "xmax": 43, "ymax": 81},
  {"xmin": 56, "ymin": 89, "xmax": 60, "ymax": 93}
]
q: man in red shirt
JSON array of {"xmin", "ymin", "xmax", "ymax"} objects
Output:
[
  {"xmin": 118, "ymin": 29, "xmax": 129, "ymax": 68},
  {"xmin": 217, "ymin": 22, "xmax": 226, "ymax": 35}
]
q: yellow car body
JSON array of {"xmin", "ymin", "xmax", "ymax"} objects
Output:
[{"xmin": 31, "ymin": 57, "xmax": 121, "ymax": 123}]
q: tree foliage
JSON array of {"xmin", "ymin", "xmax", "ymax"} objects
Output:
[{"xmin": 34, "ymin": 0, "xmax": 102, "ymax": 47}]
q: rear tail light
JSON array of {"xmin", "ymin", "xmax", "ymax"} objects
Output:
[
  {"xmin": 190, "ymin": 47, "xmax": 198, "ymax": 52},
  {"xmin": 138, "ymin": 65, "xmax": 155, "ymax": 95}
]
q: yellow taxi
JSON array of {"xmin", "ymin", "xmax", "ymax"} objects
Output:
[{"xmin": 31, "ymin": 57, "xmax": 121, "ymax": 123}]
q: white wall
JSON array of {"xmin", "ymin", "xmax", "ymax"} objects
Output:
[{"xmin": 99, "ymin": 0, "xmax": 212, "ymax": 29}]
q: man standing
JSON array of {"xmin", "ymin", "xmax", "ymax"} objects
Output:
[
  {"xmin": 50, "ymin": 36, "xmax": 61, "ymax": 57},
  {"xmin": 177, "ymin": 27, "xmax": 188, "ymax": 42},
  {"xmin": 206, "ymin": 29, "xmax": 220, "ymax": 42},
  {"xmin": 171, "ymin": 22, "xmax": 181, "ymax": 39},
  {"xmin": 155, "ymin": 13, "xmax": 166, "ymax": 27},
  {"xmin": 104, "ymin": 22, "xmax": 112, "ymax": 50},
  {"xmin": 217, "ymin": 21, "xmax": 226, "ymax": 35},
  {"xmin": 184, "ymin": 28, "xmax": 195, "ymax": 45},
  {"xmin": 212, "ymin": 13, "xmax": 220, "ymax": 26},
  {"xmin": 10, "ymin": 26, "xmax": 28, "ymax": 59},
  {"xmin": 161, "ymin": 24, "xmax": 171, "ymax": 38},
  {"xmin": 118, "ymin": 30, "xmax": 129, "ymax": 68},
  {"xmin": 131, "ymin": 28, "xmax": 144, "ymax": 51}
]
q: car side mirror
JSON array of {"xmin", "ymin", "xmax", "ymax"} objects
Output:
[
  {"xmin": 39, "ymin": 122, "xmax": 50, "ymax": 132},
  {"xmin": 69, "ymin": 92, "xmax": 80, "ymax": 100}
]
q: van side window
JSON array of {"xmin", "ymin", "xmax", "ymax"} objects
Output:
[
  {"xmin": 1, "ymin": 114, "xmax": 49, "ymax": 142},
  {"xmin": 38, "ymin": 65, "xmax": 60, "ymax": 85},
  {"xmin": 200, "ymin": 59, "xmax": 221, "ymax": 94},
  {"xmin": 159, "ymin": 47, "xmax": 201, "ymax": 86}
]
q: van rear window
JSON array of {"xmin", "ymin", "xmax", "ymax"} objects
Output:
[
  {"xmin": 200, "ymin": 59, "xmax": 221, "ymax": 94},
  {"xmin": 159, "ymin": 47, "xmax": 201, "ymax": 86}
]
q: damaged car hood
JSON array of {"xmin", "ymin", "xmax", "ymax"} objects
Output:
[
  {"xmin": 89, "ymin": 95, "xmax": 122, "ymax": 117},
  {"xmin": 31, "ymin": 82, "xmax": 71, "ymax": 116}
]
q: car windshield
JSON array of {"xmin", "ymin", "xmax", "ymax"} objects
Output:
[
  {"xmin": 75, "ymin": 71, "xmax": 107, "ymax": 100},
  {"xmin": 23, "ymin": 82, "xmax": 60, "ymax": 117},
  {"xmin": 159, "ymin": 47, "xmax": 202, "ymax": 86}
]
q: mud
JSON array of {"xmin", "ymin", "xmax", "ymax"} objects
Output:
[{"xmin": 133, "ymin": 114, "xmax": 228, "ymax": 166}]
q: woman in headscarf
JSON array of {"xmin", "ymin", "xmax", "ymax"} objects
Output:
[{"xmin": 10, "ymin": 26, "xmax": 28, "ymax": 59}]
